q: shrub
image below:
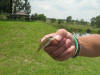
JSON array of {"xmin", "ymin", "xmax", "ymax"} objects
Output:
[
  {"xmin": 0, "ymin": 14, "xmax": 7, "ymax": 20},
  {"xmin": 98, "ymin": 30, "xmax": 100, "ymax": 34},
  {"xmin": 50, "ymin": 18, "xmax": 56, "ymax": 23},
  {"xmin": 86, "ymin": 28, "xmax": 91, "ymax": 33},
  {"xmin": 58, "ymin": 19, "xmax": 63, "ymax": 24}
]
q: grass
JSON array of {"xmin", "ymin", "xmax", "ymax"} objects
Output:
[{"xmin": 0, "ymin": 21, "xmax": 100, "ymax": 75}]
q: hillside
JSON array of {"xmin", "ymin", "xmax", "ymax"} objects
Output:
[{"xmin": 0, "ymin": 21, "xmax": 100, "ymax": 75}]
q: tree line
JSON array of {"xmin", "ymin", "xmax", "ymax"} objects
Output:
[{"xmin": 30, "ymin": 13, "xmax": 100, "ymax": 27}]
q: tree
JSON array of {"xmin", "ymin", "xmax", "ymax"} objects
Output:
[
  {"xmin": 66, "ymin": 16, "xmax": 72, "ymax": 23},
  {"xmin": 91, "ymin": 17, "xmax": 96, "ymax": 26},
  {"xmin": 12, "ymin": 0, "xmax": 31, "ymax": 14},
  {"xmin": 91, "ymin": 15, "xmax": 100, "ymax": 27},
  {"xmin": 80, "ymin": 19, "xmax": 85, "ymax": 25},
  {"xmin": 31, "ymin": 13, "xmax": 46, "ymax": 21},
  {"xmin": 31, "ymin": 13, "xmax": 38, "ymax": 21},
  {"xmin": 0, "ymin": 0, "xmax": 11, "ymax": 13},
  {"xmin": 95, "ymin": 16, "xmax": 100, "ymax": 27},
  {"xmin": 12, "ymin": 0, "xmax": 24, "ymax": 13},
  {"xmin": 23, "ymin": 0, "xmax": 31, "ymax": 14},
  {"xmin": 38, "ymin": 14, "xmax": 46, "ymax": 21},
  {"xmin": 50, "ymin": 18, "xmax": 56, "ymax": 23},
  {"xmin": 58, "ymin": 19, "xmax": 63, "ymax": 24}
]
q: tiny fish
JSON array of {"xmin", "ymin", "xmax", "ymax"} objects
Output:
[{"xmin": 37, "ymin": 36, "xmax": 58, "ymax": 51}]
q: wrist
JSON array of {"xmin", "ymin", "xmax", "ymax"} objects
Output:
[{"xmin": 77, "ymin": 36, "xmax": 86, "ymax": 56}]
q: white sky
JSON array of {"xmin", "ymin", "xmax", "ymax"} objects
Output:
[{"xmin": 29, "ymin": 0, "xmax": 100, "ymax": 21}]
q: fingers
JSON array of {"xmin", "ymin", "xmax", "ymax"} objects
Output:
[
  {"xmin": 58, "ymin": 45, "xmax": 75, "ymax": 61},
  {"xmin": 44, "ymin": 38, "xmax": 75, "ymax": 61},
  {"xmin": 50, "ymin": 38, "xmax": 67, "ymax": 59},
  {"xmin": 51, "ymin": 38, "xmax": 71, "ymax": 58},
  {"xmin": 44, "ymin": 45, "xmax": 59, "ymax": 54},
  {"xmin": 44, "ymin": 38, "xmax": 65, "ymax": 55}
]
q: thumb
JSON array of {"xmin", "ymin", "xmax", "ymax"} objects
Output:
[
  {"xmin": 56, "ymin": 29, "xmax": 68, "ymax": 38},
  {"xmin": 56, "ymin": 29, "xmax": 74, "ymax": 42},
  {"xmin": 50, "ymin": 29, "xmax": 68, "ymax": 44}
]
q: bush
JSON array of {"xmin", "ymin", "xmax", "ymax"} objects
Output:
[
  {"xmin": 31, "ymin": 13, "xmax": 46, "ymax": 22},
  {"xmin": 20, "ymin": 16, "xmax": 25, "ymax": 21},
  {"xmin": 58, "ymin": 19, "xmax": 63, "ymax": 24},
  {"xmin": 86, "ymin": 28, "xmax": 91, "ymax": 33},
  {"xmin": 50, "ymin": 18, "xmax": 56, "ymax": 23},
  {"xmin": 0, "ymin": 14, "xmax": 7, "ymax": 20},
  {"xmin": 98, "ymin": 30, "xmax": 100, "ymax": 34}
]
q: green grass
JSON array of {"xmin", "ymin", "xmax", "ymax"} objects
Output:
[{"xmin": 0, "ymin": 21, "xmax": 100, "ymax": 75}]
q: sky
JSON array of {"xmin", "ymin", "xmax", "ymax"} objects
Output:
[{"xmin": 29, "ymin": 0, "xmax": 100, "ymax": 22}]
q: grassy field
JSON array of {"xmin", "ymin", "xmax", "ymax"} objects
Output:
[{"xmin": 0, "ymin": 21, "xmax": 100, "ymax": 75}]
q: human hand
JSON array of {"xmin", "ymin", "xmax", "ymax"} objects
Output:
[{"xmin": 41, "ymin": 29, "xmax": 76, "ymax": 61}]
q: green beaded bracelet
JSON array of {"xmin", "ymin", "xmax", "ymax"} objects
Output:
[{"xmin": 72, "ymin": 33, "xmax": 80, "ymax": 58}]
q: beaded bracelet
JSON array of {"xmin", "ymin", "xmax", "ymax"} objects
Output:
[{"xmin": 72, "ymin": 33, "xmax": 80, "ymax": 58}]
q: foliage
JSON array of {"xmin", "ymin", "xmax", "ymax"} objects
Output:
[
  {"xmin": 0, "ymin": 0, "xmax": 11, "ymax": 13},
  {"xmin": 31, "ymin": 13, "xmax": 38, "ymax": 21},
  {"xmin": 65, "ymin": 16, "xmax": 89, "ymax": 25},
  {"xmin": 58, "ymin": 19, "xmax": 63, "ymax": 24},
  {"xmin": 23, "ymin": 0, "xmax": 31, "ymax": 14},
  {"xmin": 20, "ymin": 16, "xmax": 26, "ymax": 21},
  {"xmin": 31, "ymin": 13, "xmax": 46, "ymax": 21},
  {"xmin": 91, "ymin": 17, "xmax": 96, "ymax": 26},
  {"xmin": 86, "ymin": 28, "xmax": 91, "ymax": 33},
  {"xmin": 12, "ymin": 0, "xmax": 31, "ymax": 14},
  {"xmin": 95, "ymin": 16, "xmax": 100, "ymax": 27},
  {"xmin": 0, "ymin": 14, "xmax": 8, "ymax": 20},
  {"xmin": 66, "ymin": 16, "xmax": 72, "ymax": 23},
  {"xmin": 38, "ymin": 14, "xmax": 46, "ymax": 21},
  {"xmin": 91, "ymin": 15, "xmax": 100, "ymax": 27},
  {"xmin": 50, "ymin": 18, "xmax": 56, "ymax": 23},
  {"xmin": 13, "ymin": 0, "xmax": 23, "ymax": 13}
]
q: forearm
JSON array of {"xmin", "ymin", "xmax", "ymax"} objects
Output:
[{"xmin": 78, "ymin": 34, "xmax": 100, "ymax": 57}]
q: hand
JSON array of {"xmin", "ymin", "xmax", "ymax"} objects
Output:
[{"xmin": 41, "ymin": 29, "xmax": 76, "ymax": 61}]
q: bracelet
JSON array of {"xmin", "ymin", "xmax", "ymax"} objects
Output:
[{"xmin": 72, "ymin": 33, "xmax": 80, "ymax": 58}]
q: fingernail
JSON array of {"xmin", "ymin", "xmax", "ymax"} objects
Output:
[{"xmin": 54, "ymin": 35, "xmax": 62, "ymax": 41}]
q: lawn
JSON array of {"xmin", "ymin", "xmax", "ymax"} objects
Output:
[{"xmin": 0, "ymin": 21, "xmax": 100, "ymax": 75}]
